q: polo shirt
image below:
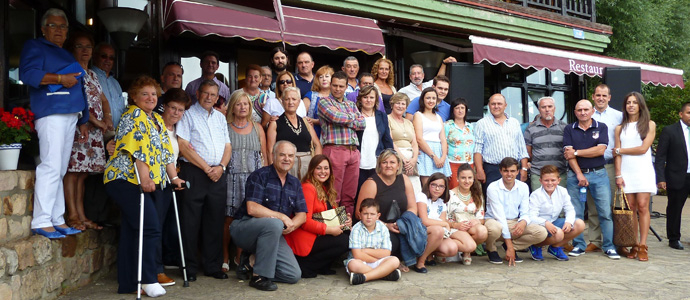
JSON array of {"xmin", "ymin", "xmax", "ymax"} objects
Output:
[
  {"xmin": 294, "ymin": 73, "xmax": 313, "ymax": 99},
  {"xmin": 406, "ymin": 97, "xmax": 451, "ymax": 121},
  {"xmin": 235, "ymin": 166, "xmax": 308, "ymax": 219},
  {"xmin": 562, "ymin": 120, "xmax": 608, "ymax": 169},
  {"xmin": 592, "ymin": 106, "xmax": 623, "ymax": 161},
  {"xmin": 523, "ymin": 118, "xmax": 568, "ymax": 174}
]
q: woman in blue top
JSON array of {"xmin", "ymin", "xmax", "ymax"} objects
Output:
[{"xmin": 19, "ymin": 8, "xmax": 89, "ymax": 239}]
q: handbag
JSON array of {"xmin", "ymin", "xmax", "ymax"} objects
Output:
[
  {"xmin": 385, "ymin": 199, "xmax": 401, "ymax": 222},
  {"xmin": 312, "ymin": 206, "xmax": 350, "ymax": 231},
  {"xmin": 612, "ymin": 188, "xmax": 638, "ymax": 247}
]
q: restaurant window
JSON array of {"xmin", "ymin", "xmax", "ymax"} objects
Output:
[
  {"xmin": 6, "ymin": 1, "xmax": 37, "ymax": 109},
  {"xmin": 181, "ymin": 57, "xmax": 231, "ymax": 90}
]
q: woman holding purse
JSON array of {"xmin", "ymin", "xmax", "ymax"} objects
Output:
[
  {"xmin": 447, "ymin": 163, "xmax": 488, "ymax": 265},
  {"xmin": 285, "ymin": 155, "xmax": 351, "ymax": 278},
  {"xmin": 613, "ymin": 92, "xmax": 656, "ymax": 261}
]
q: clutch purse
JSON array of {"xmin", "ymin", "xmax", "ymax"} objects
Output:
[{"xmin": 312, "ymin": 206, "xmax": 350, "ymax": 231}]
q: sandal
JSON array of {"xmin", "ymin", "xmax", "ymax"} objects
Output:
[
  {"xmin": 637, "ymin": 244, "xmax": 648, "ymax": 261},
  {"xmin": 626, "ymin": 245, "xmax": 639, "ymax": 259},
  {"xmin": 222, "ymin": 262, "xmax": 230, "ymax": 273},
  {"xmin": 462, "ymin": 253, "xmax": 472, "ymax": 265},
  {"xmin": 82, "ymin": 219, "xmax": 103, "ymax": 230},
  {"xmin": 66, "ymin": 217, "xmax": 86, "ymax": 231}
]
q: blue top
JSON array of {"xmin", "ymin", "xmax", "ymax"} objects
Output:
[
  {"xmin": 92, "ymin": 66, "xmax": 126, "ymax": 129},
  {"xmin": 563, "ymin": 120, "xmax": 608, "ymax": 169},
  {"xmin": 19, "ymin": 38, "xmax": 88, "ymax": 124},
  {"xmin": 294, "ymin": 73, "xmax": 313, "ymax": 100},
  {"xmin": 406, "ymin": 97, "xmax": 450, "ymax": 121},
  {"xmin": 235, "ymin": 165, "xmax": 308, "ymax": 219}
]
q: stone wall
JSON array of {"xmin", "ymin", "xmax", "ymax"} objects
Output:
[{"xmin": 0, "ymin": 170, "xmax": 117, "ymax": 300}]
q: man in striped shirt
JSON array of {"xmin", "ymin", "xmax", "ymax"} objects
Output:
[
  {"xmin": 524, "ymin": 96, "xmax": 568, "ymax": 190},
  {"xmin": 318, "ymin": 71, "xmax": 366, "ymax": 215},
  {"xmin": 474, "ymin": 93, "xmax": 530, "ymax": 195}
]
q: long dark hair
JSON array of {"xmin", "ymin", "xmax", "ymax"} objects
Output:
[
  {"xmin": 456, "ymin": 163, "xmax": 483, "ymax": 209},
  {"xmin": 418, "ymin": 87, "xmax": 438, "ymax": 114},
  {"xmin": 621, "ymin": 91, "xmax": 651, "ymax": 140},
  {"xmin": 422, "ymin": 172, "xmax": 449, "ymax": 203},
  {"xmin": 302, "ymin": 155, "xmax": 337, "ymax": 208}
]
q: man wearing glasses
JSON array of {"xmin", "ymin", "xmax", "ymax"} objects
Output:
[{"xmin": 93, "ymin": 43, "xmax": 125, "ymax": 129}]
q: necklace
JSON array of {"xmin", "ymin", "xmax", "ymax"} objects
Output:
[
  {"xmin": 362, "ymin": 110, "xmax": 374, "ymax": 118},
  {"xmin": 286, "ymin": 116, "xmax": 302, "ymax": 135},
  {"xmin": 232, "ymin": 121, "xmax": 249, "ymax": 129},
  {"xmin": 455, "ymin": 189, "xmax": 471, "ymax": 202}
]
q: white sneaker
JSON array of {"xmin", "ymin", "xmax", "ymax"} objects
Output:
[{"xmin": 604, "ymin": 249, "xmax": 620, "ymax": 260}]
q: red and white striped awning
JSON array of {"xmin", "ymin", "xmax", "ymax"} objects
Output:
[{"xmin": 470, "ymin": 36, "xmax": 684, "ymax": 88}]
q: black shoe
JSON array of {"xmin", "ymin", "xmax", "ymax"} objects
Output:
[
  {"xmin": 349, "ymin": 273, "xmax": 366, "ymax": 285},
  {"xmin": 669, "ymin": 240, "xmax": 685, "ymax": 250},
  {"xmin": 317, "ymin": 268, "xmax": 336, "ymax": 275},
  {"xmin": 236, "ymin": 251, "xmax": 253, "ymax": 280},
  {"xmin": 424, "ymin": 259, "xmax": 437, "ymax": 266},
  {"xmin": 487, "ymin": 251, "xmax": 503, "ymax": 264},
  {"xmin": 301, "ymin": 271, "xmax": 317, "ymax": 278},
  {"xmin": 382, "ymin": 269, "xmax": 401, "ymax": 281},
  {"xmin": 249, "ymin": 275, "xmax": 277, "ymax": 291},
  {"xmin": 501, "ymin": 243, "xmax": 523, "ymax": 263},
  {"xmin": 207, "ymin": 271, "xmax": 228, "ymax": 279},
  {"xmin": 187, "ymin": 274, "xmax": 197, "ymax": 282},
  {"xmin": 410, "ymin": 265, "xmax": 428, "ymax": 273}
]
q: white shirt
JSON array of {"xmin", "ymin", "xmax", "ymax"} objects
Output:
[
  {"xmin": 592, "ymin": 106, "xmax": 623, "ymax": 161},
  {"xmin": 398, "ymin": 80, "xmax": 433, "ymax": 100},
  {"xmin": 474, "ymin": 113, "xmax": 529, "ymax": 164},
  {"xmin": 415, "ymin": 192, "xmax": 447, "ymax": 221},
  {"xmin": 176, "ymin": 103, "xmax": 230, "ymax": 166},
  {"xmin": 682, "ymin": 120, "xmax": 690, "ymax": 173},
  {"xmin": 529, "ymin": 186, "xmax": 575, "ymax": 226},
  {"xmin": 486, "ymin": 179, "xmax": 530, "ymax": 239},
  {"xmin": 359, "ymin": 116, "xmax": 378, "ymax": 169}
]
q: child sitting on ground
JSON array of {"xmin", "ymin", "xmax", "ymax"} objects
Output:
[
  {"xmin": 527, "ymin": 165, "xmax": 585, "ymax": 261},
  {"xmin": 345, "ymin": 198, "xmax": 401, "ymax": 285}
]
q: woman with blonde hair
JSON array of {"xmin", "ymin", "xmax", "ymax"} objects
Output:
[
  {"xmin": 303, "ymin": 65, "xmax": 334, "ymax": 137},
  {"xmin": 222, "ymin": 90, "xmax": 267, "ymax": 272},
  {"xmin": 261, "ymin": 71, "xmax": 306, "ymax": 128},
  {"xmin": 372, "ymin": 58, "xmax": 396, "ymax": 113},
  {"xmin": 388, "ymin": 92, "xmax": 422, "ymax": 194}
]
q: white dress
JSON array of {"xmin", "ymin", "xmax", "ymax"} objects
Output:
[{"xmin": 620, "ymin": 122, "xmax": 657, "ymax": 195}]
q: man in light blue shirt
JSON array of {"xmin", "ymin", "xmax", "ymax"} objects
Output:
[
  {"xmin": 405, "ymin": 75, "xmax": 452, "ymax": 121},
  {"xmin": 92, "ymin": 43, "xmax": 126, "ymax": 129},
  {"xmin": 584, "ymin": 84, "xmax": 623, "ymax": 254},
  {"xmin": 484, "ymin": 158, "xmax": 547, "ymax": 266}
]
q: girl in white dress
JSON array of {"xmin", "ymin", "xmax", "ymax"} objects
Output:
[
  {"xmin": 447, "ymin": 164, "xmax": 488, "ymax": 265},
  {"xmin": 415, "ymin": 173, "xmax": 458, "ymax": 272},
  {"xmin": 613, "ymin": 91, "xmax": 656, "ymax": 262}
]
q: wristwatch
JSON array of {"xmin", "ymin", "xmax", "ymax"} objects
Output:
[
  {"xmin": 219, "ymin": 165, "xmax": 226, "ymax": 172},
  {"xmin": 521, "ymin": 167, "xmax": 528, "ymax": 171},
  {"xmin": 574, "ymin": 151, "xmax": 579, "ymax": 157}
]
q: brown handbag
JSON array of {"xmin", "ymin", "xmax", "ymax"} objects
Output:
[
  {"xmin": 612, "ymin": 188, "xmax": 638, "ymax": 247},
  {"xmin": 312, "ymin": 206, "xmax": 350, "ymax": 231}
]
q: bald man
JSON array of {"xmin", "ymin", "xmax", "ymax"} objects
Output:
[{"xmin": 562, "ymin": 100, "xmax": 619, "ymax": 260}]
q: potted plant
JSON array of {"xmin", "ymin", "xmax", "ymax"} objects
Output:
[{"xmin": 0, "ymin": 107, "xmax": 35, "ymax": 170}]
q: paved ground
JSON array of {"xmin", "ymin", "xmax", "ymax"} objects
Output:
[{"xmin": 59, "ymin": 196, "xmax": 690, "ymax": 300}]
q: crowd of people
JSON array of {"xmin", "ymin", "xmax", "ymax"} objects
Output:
[{"xmin": 18, "ymin": 8, "xmax": 684, "ymax": 297}]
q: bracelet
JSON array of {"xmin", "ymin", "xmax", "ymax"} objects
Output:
[
  {"xmin": 615, "ymin": 175, "xmax": 623, "ymax": 179},
  {"xmin": 57, "ymin": 74, "xmax": 62, "ymax": 84},
  {"xmin": 171, "ymin": 176, "xmax": 179, "ymax": 181}
]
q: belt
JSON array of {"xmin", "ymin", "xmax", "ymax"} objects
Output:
[
  {"xmin": 605, "ymin": 159, "xmax": 614, "ymax": 164},
  {"xmin": 324, "ymin": 144, "xmax": 357, "ymax": 151},
  {"xmin": 581, "ymin": 166, "xmax": 604, "ymax": 173}
]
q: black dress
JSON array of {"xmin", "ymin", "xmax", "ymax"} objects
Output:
[
  {"xmin": 275, "ymin": 114, "xmax": 312, "ymax": 152},
  {"xmin": 371, "ymin": 172, "xmax": 407, "ymax": 255}
]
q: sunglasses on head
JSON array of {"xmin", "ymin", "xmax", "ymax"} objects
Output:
[{"xmin": 278, "ymin": 79, "xmax": 293, "ymax": 85}]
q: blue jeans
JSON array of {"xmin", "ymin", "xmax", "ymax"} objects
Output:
[{"xmin": 567, "ymin": 169, "xmax": 614, "ymax": 252}]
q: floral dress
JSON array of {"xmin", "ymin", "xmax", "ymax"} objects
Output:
[
  {"xmin": 447, "ymin": 189, "xmax": 484, "ymax": 223},
  {"xmin": 68, "ymin": 69, "xmax": 106, "ymax": 172},
  {"xmin": 104, "ymin": 105, "xmax": 174, "ymax": 186},
  {"xmin": 444, "ymin": 120, "xmax": 475, "ymax": 164}
]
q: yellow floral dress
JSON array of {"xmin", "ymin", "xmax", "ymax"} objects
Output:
[{"xmin": 104, "ymin": 105, "xmax": 174, "ymax": 186}]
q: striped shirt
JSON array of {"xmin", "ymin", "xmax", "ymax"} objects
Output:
[
  {"xmin": 592, "ymin": 106, "xmax": 622, "ymax": 161},
  {"xmin": 523, "ymin": 118, "xmax": 567, "ymax": 174},
  {"xmin": 349, "ymin": 220, "xmax": 391, "ymax": 250},
  {"xmin": 176, "ymin": 102, "xmax": 230, "ymax": 166},
  {"xmin": 474, "ymin": 113, "xmax": 529, "ymax": 164},
  {"xmin": 318, "ymin": 95, "xmax": 366, "ymax": 145}
]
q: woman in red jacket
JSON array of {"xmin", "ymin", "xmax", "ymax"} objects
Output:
[{"xmin": 285, "ymin": 155, "xmax": 351, "ymax": 278}]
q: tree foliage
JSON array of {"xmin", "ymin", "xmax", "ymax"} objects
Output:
[{"xmin": 596, "ymin": 0, "xmax": 690, "ymax": 134}]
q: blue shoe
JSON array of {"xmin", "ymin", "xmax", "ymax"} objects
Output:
[
  {"xmin": 32, "ymin": 228, "xmax": 66, "ymax": 239},
  {"xmin": 604, "ymin": 249, "xmax": 620, "ymax": 260},
  {"xmin": 547, "ymin": 246, "xmax": 569, "ymax": 261},
  {"xmin": 528, "ymin": 245, "xmax": 544, "ymax": 261},
  {"xmin": 568, "ymin": 247, "xmax": 585, "ymax": 257},
  {"xmin": 54, "ymin": 226, "xmax": 81, "ymax": 235}
]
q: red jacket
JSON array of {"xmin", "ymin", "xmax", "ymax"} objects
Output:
[{"xmin": 285, "ymin": 182, "xmax": 328, "ymax": 256}]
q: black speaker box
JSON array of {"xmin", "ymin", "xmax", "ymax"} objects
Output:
[
  {"xmin": 447, "ymin": 62, "xmax": 485, "ymax": 122},
  {"xmin": 603, "ymin": 67, "xmax": 641, "ymax": 111}
]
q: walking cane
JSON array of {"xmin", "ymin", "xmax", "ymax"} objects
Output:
[
  {"xmin": 166, "ymin": 176, "xmax": 191, "ymax": 287},
  {"xmin": 133, "ymin": 162, "xmax": 145, "ymax": 300}
]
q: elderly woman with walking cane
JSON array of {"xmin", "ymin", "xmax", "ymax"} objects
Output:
[{"xmin": 104, "ymin": 76, "xmax": 185, "ymax": 297}]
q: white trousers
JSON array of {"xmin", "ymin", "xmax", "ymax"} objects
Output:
[{"xmin": 31, "ymin": 113, "xmax": 78, "ymax": 229}]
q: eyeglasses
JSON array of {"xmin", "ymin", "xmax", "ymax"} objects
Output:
[
  {"xmin": 75, "ymin": 44, "xmax": 93, "ymax": 50},
  {"xmin": 278, "ymin": 79, "xmax": 293, "ymax": 85},
  {"xmin": 45, "ymin": 23, "xmax": 68, "ymax": 30},
  {"xmin": 430, "ymin": 183, "xmax": 446, "ymax": 190},
  {"xmin": 100, "ymin": 54, "xmax": 115, "ymax": 61},
  {"xmin": 165, "ymin": 105, "xmax": 185, "ymax": 113}
]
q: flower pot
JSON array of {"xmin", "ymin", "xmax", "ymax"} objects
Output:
[{"xmin": 0, "ymin": 143, "xmax": 22, "ymax": 170}]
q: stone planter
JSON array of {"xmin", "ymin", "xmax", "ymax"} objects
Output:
[{"xmin": 0, "ymin": 143, "xmax": 22, "ymax": 170}]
